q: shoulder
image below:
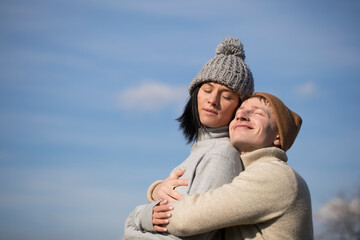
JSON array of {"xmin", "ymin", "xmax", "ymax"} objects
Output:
[
  {"xmin": 245, "ymin": 159, "xmax": 299, "ymax": 198},
  {"xmin": 254, "ymin": 160, "xmax": 312, "ymax": 211},
  {"xmin": 200, "ymin": 139, "xmax": 241, "ymax": 172},
  {"xmin": 251, "ymin": 159, "xmax": 297, "ymax": 184},
  {"xmin": 206, "ymin": 138, "xmax": 240, "ymax": 160},
  {"xmin": 197, "ymin": 140, "xmax": 242, "ymax": 180},
  {"xmin": 291, "ymin": 168, "xmax": 311, "ymax": 199}
]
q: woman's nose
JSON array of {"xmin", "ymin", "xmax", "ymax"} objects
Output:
[{"xmin": 208, "ymin": 92, "xmax": 220, "ymax": 106}]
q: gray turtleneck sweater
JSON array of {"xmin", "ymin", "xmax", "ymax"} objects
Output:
[{"xmin": 124, "ymin": 127, "xmax": 242, "ymax": 240}]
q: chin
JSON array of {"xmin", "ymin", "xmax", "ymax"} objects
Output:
[{"xmin": 230, "ymin": 141, "xmax": 243, "ymax": 152}]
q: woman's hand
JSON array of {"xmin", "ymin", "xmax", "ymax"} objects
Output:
[
  {"xmin": 152, "ymin": 169, "xmax": 188, "ymax": 202},
  {"xmin": 152, "ymin": 200, "xmax": 173, "ymax": 232}
]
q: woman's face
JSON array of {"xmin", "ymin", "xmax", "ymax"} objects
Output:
[{"xmin": 197, "ymin": 82, "xmax": 240, "ymax": 128}]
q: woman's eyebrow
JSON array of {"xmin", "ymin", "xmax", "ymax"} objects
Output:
[{"xmin": 221, "ymin": 89, "xmax": 233, "ymax": 93}]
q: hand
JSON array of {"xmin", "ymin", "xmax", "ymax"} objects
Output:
[
  {"xmin": 152, "ymin": 169, "xmax": 188, "ymax": 202},
  {"xmin": 153, "ymin": 200, "xmax": 173, "ymax": 232}
]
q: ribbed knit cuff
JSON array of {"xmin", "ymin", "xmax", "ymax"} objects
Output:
[{"xmin": 146, "ymin": 180, "xmax": 163, "ymax": 203}]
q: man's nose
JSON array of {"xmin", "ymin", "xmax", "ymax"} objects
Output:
[{"xmin": 236, "ymin": 110, "xmax": 249, "ymax": 121}]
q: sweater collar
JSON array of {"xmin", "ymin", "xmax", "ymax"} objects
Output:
[
  {"xmin": 240, "ymin": 147, "xmax": 288, "ymax": 169},
  {"xmin": 196, "ymin": 126, "xmax": 229, "ymax": 142}
]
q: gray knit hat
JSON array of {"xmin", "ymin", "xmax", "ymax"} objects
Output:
[{"xmin": 188, "ymin": 37, "xmax": 254, "ymax": 99}]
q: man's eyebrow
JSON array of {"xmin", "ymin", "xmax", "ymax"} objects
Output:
[
  {"xmin": 239, "ymin": 105, "xmax": 260, "ymax": 109},
  {"xmin": 253, "ymin": 106, "xmax": 264, "ymax": 110},
  {"xmin": 238, "ymin": 105, "xmax": 266, "ymax": 112}
]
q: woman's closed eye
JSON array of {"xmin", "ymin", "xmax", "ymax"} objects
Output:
[
  {"xmin": 222, "ymin": 94, "xmax": 232, "ymax": 100},
  {"xmin": 203, "ymin": 88, "xmax": 212, "ymax": 93}
]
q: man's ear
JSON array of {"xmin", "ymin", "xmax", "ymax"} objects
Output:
[{"xmin": 273, "ymin": 134, "xmax": 281, "ymax": 147}]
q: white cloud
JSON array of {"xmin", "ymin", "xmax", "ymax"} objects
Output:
[
  {"xmin": 295, "ymin": 81, "xmax": 316, "ymax": 98},
  {"xmin": 117, "ymin": 81, "xmax": 188, "ymax": 111},
  {"xmin": 314, "ymin": 193, "xmax": 360, "ymax": 239},
  {"xmin": 316, "ymin": 195, "xmax": 360, "ymax": 222}
]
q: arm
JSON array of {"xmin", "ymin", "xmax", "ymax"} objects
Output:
[
  {"xmin": 124, "ymin": 203, "xmax": 181, "ymax": 240},
  {"xmin": 124, "ymin": 203, "xmax": 156, "ymax": 238},
  {"xmin": 147, "ymin": 141, "xmax": 241, "ymax": 202},
  {"xmin": 130, "ymin": 170, "xmax": 187, "ymax": 233},
  {"xmin": 166, "ymin": 161, "xmax": 297, "ymax": 236},
  {"xmin": 151, "ymin": 148, "xmax": 242, "ymax": 232}
]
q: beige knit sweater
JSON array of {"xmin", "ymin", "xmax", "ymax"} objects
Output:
[{"xmin": 165, "ymin": 147, "xmax": 314, "ymax": 239}]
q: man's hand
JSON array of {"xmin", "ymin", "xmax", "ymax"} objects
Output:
[
  {"xmin": 152, "ymin": 169, "xmax": 188, "ymax": 202},
  {"xmin": 152, "ymin": 200, "xmax": 173, "ymax": 232}
]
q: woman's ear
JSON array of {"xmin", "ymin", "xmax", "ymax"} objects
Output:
[{"xmin": 273, "ymin": 134, "xmax": 281, "ymax": 147}]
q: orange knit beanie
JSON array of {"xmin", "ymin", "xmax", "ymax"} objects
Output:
[{"xmin": 253, "ymin": 92, "xmax": 302, "ymax": 152}]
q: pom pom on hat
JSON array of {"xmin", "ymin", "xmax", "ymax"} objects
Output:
[
  {"xmin": 215, "ymin": 37, "xmax": 245, "ymax": 59},
  {"xmin": 188, "ymin": 37, "xmax": 254, "ymax": 99}
]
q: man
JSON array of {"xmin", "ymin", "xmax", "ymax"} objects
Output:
[{"xmin": 149, "ymin": 92, "xmax": 314, "ymax": 239}]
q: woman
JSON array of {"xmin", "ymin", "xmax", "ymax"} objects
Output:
[{"xmin": 124, "ymin": 37, "xmax": 254, "ymax": 240}]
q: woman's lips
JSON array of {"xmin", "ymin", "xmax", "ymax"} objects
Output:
[{"xmin": 203, "ymin": 108, "xmax": 218, "ymax": 115}]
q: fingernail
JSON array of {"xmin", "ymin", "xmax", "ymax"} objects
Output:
[
  {"xmin": 167, "ymin": 213, "xmax": 171, "ymax": 217},
  {"xmin": 169, "ymin": 206, "xmax": 174, "ymax": 210},
  {"xmin": 165, "ymin": 219, "xmax": 169, "ymax": 223}
]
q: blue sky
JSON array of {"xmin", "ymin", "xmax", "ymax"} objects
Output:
[{"xmin": 1, "ymin": 0, "xmax": 359, "ymax": 239}]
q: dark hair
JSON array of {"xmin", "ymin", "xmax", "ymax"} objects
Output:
[{"xmin": 177, "ymin": 85, "xmax": 203, "ymax": 144}]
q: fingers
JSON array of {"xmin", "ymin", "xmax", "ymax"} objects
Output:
[
  {"xmin": 155, "ymin": 180, "xmax": 188, "ymax": 202},
  {"xmin": 174, "ymin": 168, "xmax": 186, "ymax": 178},
  {"xmin": 153, "ymin": 203, "xmax": 173, "ymax": 213},
  {"xmin": 167, "ymin": 189, "xmax": 183, "ymax": 202},
  {"xmin": 153, "ymin": 201, "xmax": 173, "ymax": 232},
  {"xmin": 154, "ymin": 225, "xmax": 168, "ymax": 232},
  {"xmin": 152, "ymin": 212, "xmax": 171, "ymax": 225},
  {"xmin": 169, "ymin": 168, "xmax": 186, "ymax": 179},
  {"xmin": 157, "ymin": 189, "xmax": 177, "ymax": 203},
  {"xmin": 160, "ymin": 187, "xmax": 186, "ymax": 202},
  {"xmin": 152, "ymin": 171, "xmax": 188, "ymax": 202},
  {"xmin": 173, "ymin": 178, "xmax": 189, "ymax": 188},
  {"xmin": 159, "ymin": 199, "xmax": 168, "ymax": 206}
]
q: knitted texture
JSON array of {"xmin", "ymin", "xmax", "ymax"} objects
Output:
[
  {"xmin": 253, "ymin": 92, "xmax": 302, "ymax": 152},
  {"xmin": 189, "ymin": 37, "xmax": 254, "ymax": 99}
]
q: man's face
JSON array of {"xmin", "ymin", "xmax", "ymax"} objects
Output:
[{"xmin": 229, "ymin": 97, "xmax": 279, "ymax": 153}]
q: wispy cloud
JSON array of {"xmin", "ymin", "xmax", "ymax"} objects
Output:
[
  {"xmin": 316, "ymin": 195, "xmax": 360, "ymax": 222},
  {"xmin": 314, "ymin": 193, "xmax": 360, "ymax": 239},
  {"xmin": 116, "ymin": 81, "xmax": 187, "ymax": 111},
  {"xmin": 295, "ymin": 81, "xmax": 316, "ymax": 99}
]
